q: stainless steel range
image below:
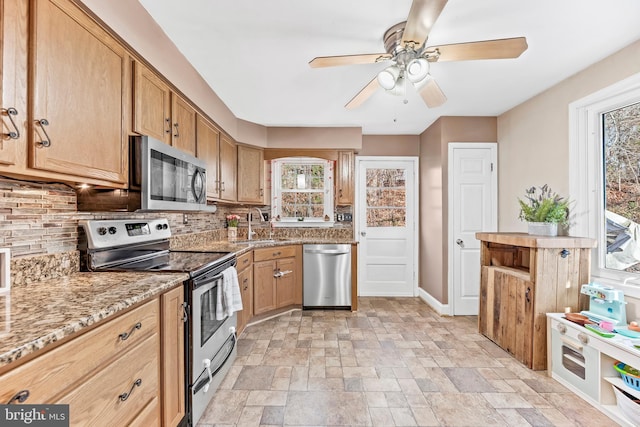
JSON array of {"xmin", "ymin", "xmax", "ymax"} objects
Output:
[{"xmin": 80, "ymin": 218, "xmax": 238, "ymax": 427}]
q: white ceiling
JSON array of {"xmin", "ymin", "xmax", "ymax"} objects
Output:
[{"xmin": 137, "ymin": 0, "xmax": 640, "ymax": 135}]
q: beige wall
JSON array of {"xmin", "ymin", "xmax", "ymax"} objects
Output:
[
  {"xmin": 497, "ymin": 39, "xmax": 640, "ymax": 232},
  {"xmin": 360, "ymin": 135, "xmax": 420, "ymax": 156},
  {"xmin": 266, "ymin": 127, "xmax": 362, "ymax": 149},
  {"xmin": 419, "ymin": 117, "xmax": 497, "ymax": 304}
]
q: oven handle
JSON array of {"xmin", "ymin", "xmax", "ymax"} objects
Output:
[
  {"xmin": 560, "ymin": 336, "xmax": 583, "ymax": 352},
  {"xmin": 193, "ymin": 332, "xmax": 236, "ymax": 395}
]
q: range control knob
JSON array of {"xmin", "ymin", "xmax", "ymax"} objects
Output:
[
  {"xmin": 97, "ymin": 227, "xmax": 107, "ymax": 236},
  {"xmin": 108, "ymin": 226, "xmax": 117, "ymax": 235},
  {"xmin": 162, "ymin": 224, "xmax": 168, "ymax": 230},
  {"xmin": 156, "ymin": 224, "xmax": 163, "ymax": 231}
]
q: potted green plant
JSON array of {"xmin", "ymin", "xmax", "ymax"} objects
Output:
[{"xmin": 518, "ymin": 185, "xmax": 570, "ymax": 236}]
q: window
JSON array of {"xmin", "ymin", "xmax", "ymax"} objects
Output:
[
  {"xmin": 570, "ymin": 73, "xmax": 640, "ymax": 285},
  {"xmin": 271, "ymin": 158, "xmax": 334, "ymax": 227}
]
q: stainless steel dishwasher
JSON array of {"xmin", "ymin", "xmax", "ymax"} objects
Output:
[{"xmin": 303, "ymin": 244, "xmax": 351, "ymax": 309}]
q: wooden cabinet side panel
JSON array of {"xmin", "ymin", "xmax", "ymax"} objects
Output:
[
  {"xmin": 531, "ymin": 248, "xmax": 557, "ymax": 370},
  {"xmin": 515, "ymin": 278, "xmax": 534, "ymax": 368},
  {"xmin": 237, "ymin": 267, "xmax": 253, "ymax": 334},
  {"xmin": 479, "ymin": 266, "xmax": 490, "ymax": 337},
  {"xmin": 160, "ymin": 286, "xmax": 185, "ymax": 427}
]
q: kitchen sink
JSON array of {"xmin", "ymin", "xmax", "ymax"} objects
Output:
[{"xmin": 232, "ymin": 239, "xmax": 278, "ymax": 245}]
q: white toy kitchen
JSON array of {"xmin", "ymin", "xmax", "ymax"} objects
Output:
[{"xmin": 548, "ymin": 283, "xmax": 640, "ymax": 426}]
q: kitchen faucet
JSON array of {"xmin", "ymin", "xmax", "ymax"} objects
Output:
[{"xmin": 247, "ymin": 207, "xmax": 264, "ymax": 240}]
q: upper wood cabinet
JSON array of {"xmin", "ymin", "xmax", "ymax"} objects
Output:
[
  {"xmin": 170, "ymin": 93, "xmax": 196, "ymax": 156},
  {"xmin": 196, "ymin": 114, "xmax": 237, "ymax": 202},
  {"xmin": 0, "ymin": 0, "xmax": 27, "ymax": 168},
  {"xmin": 133, "ymin": 61, "xmax": 171, "ymax": 144},
  {"xmin": 336, "ymin": 150, "xmax": 354, "ymax": 205},
  {"xmin": 133, "ymin": 61, "xmax": 196, "ymax": 156},
  {"xmin": 237, "ymin": 145, "xmax": 264, "ymax": 204},
  {"xmin": 196, "ymin": 114, "xmax": 220, "ymax": 200},
  {"xmin": 219, "ymin": 134, "xmax": 237, "ymax": 202},
  {"xmin": 30, "ymin": 0, "xmax": 129, "ymax": 184}
]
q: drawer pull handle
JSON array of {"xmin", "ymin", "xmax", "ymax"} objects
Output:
[
  {"xmin": 3, "ymin": 107, "xmax": 20, "ymax": 139},
  {"xmin": 173, "ymin": 122, "xmax": 180, "ymax": 138},
  {"xmin": 118, "ymin": 378, "xmax": 142, "ymax": 401},
  {"xmin": 36, "ymin": 118, "xmax": 51, "ymax": 147},
  {"xmin": 525, "ymin": 287, "xmax": 531, "ymax": 304},
  {"xmin": 243, "ymin": 258, "xmax": 249, "ymax": 264},
  {"xmin": 7, "ymin": 390, "xmax": 30, "ymax": 404},
  {"xmin": 273, "ymin": 251, "xmax": 281, "ymax": 257},
  {"xmin": 165, "ymin": 118, "xmax": 171, "ymax": 134},
  {"xmin": 119, "ymin": 322, "xmax": 142, "ymax": 341}
]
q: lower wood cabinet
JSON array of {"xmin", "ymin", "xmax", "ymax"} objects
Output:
[
  {"xmin": 0, "ymin": 286, "xmax": 186, "ymax": 427},
  {"xmin": 253, "ymin": 245, "xmax": 301, "ymax": 316},
  {"xmin": 476, "ymin": 232, "xmax": 595, "ymax": 370}
]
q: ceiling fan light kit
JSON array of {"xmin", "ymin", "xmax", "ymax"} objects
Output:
[{"xmin": 309, "ymin": 0, "xmax": 528, "ymax": 109}]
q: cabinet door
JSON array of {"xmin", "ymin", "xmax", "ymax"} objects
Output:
[
  {"xmin": 237, "ymin": 266, "xmax": 253, "ymax": 334},
  {"xmin": 237, "ymin": 145, "xmax": 264, "ymax": 204},
  {"xmin": 0, "ymin": 0, "xmax": 27, "ymax": 167},
  {"xmin": 133, "ymin": 61, "xmax": 171, "ymax": 144},
  {"xmin": 276, "ymin": 257, "xmax": 296, "ymax": 308},
  {"xmin": 253, "ymin": 260, "xmax": 276, "ymax": 315},
  {"xmin": 196, "ymin": 114, "xmax": 220, "ymax": 200},
  {"xmin": 30, "ymin": 0, "xmax": 128, "ymax": 184},
  {"xmin": 336, "ymin": 150, "xmax": 354, "ymax": 205},
  {"xmin": 219, "ymin": 134, "xmax": 237, "ymax": 202},
  {"xmin": 160, "ymin": 287, "xmax": 185, "ymax": 427},
  {"xmin": 171, "ymin": 93, "xmax": 196, "ymax": 156}
]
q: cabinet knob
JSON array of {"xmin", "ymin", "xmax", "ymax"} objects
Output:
[{"xmin": 577, "ymin": 332, "xmax": 589, "ymax": 345}]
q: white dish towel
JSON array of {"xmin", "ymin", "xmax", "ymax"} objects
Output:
[{"xmin": 216, "ymin": 266, "xmax": 243, "ymax": 320}]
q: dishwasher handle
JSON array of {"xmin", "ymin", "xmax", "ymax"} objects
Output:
[{"xmin": 304, "ymin": 249, "xmax": 350, "ymax": 255}]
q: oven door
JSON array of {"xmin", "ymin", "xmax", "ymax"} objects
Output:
[{"xmin": 190, "ymin": 272, "xmax": 237, "ymax": 425}]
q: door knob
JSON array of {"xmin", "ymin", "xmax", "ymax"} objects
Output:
[
  {"xmin": 360, "ymin": 231, "xmax": 367, "ymax": 237},
  {"xmin": 456, "ymin": 239, "xmax": 464, "ymax": 247}
]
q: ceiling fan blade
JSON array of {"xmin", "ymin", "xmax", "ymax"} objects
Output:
[
  {"xmin": 418, "ymin": 78, "xmax": 447, "ymax": 108},
  {"xmin": 345, "ymin": 77, "xmax": 380, "ymax": 109},
  {"xmin": 309, "ymin": 53, "xmax": 391, "ymax": 68},
  {"xmin": 401, "ymin": 0, "xmax": 448, "ymax": 48},
  {"xmin": 428, "ymin": 37, "xmax": 528, "ymax": 62}
]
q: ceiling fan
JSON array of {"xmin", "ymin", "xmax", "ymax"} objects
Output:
[{"xmin": 309, "ymin": 0, "xmax": 528, "ymax": 109}]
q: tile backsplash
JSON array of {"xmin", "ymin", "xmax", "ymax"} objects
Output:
[{"xmin": 1, "ymin": 178, "xmax": 353, "ymax": 286}]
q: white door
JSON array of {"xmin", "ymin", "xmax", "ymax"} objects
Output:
[
  {"xmin": 356, "ymin": 157, "xmax": 418, "ymax": 296},
  {"xmin": 449, "ymin": 143, "xmax": 497, "ymax": 315}
]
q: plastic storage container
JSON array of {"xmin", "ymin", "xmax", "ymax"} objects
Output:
[
  {"xmin": 613, "ymin": 385, "xmax": 640, "ymax": 421},
  {"xmin": 614, "ymin": 361, "xmax": 640, "ymax": 391}
]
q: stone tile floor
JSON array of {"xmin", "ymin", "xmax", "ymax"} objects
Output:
[{"xmin": 197, "ymin": 297, "xmax": 616, "ymax": 426}]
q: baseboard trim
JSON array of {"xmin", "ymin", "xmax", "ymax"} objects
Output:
[{"xmin": 418, "ymin": 287, "xmax": 452, "ymax": 316}]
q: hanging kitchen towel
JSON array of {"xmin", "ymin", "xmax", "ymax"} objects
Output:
[{"xmin": 216, "ymin": 266, "xmax": 242, "ymax": 320}]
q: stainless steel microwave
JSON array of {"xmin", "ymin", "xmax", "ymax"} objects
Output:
[{"xmin": 131, "ymin": 135, "xmax": 212, "ymax": 211}]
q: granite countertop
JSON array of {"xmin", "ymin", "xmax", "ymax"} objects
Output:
[
  {"xmin": 1, "ymin": 239, "xmax": 355, "ymax": 371},
  {"xmin": 0, "ymin": 271, "xmax": 188, "ymax": 369}
]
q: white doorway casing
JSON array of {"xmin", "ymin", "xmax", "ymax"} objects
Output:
[
  {"xmin": 448, "ymin": 143, "xmax": 498, "ymax": 315},
  {"xmin": 355, "ymin": 157, "xmax": 419, "ymax": 297}
]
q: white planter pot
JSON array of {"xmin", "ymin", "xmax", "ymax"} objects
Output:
[{"xmin": 527, "ymin": 222, "xmax": 558, "ymax": 236}]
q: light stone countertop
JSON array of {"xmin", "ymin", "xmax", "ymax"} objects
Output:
[{"xmin": 0, "ymin": 271, "xmax": 188, "ymax": 369}]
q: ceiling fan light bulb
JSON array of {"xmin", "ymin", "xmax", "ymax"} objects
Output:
[
  {"xmin": 407, "ymin": 58, "xmax": 429, "ymax": 83},
  {"xmin": 377, "ymin": 66, "xmax": 400, "ymax": 90}
]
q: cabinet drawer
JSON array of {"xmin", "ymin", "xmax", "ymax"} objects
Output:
[
  {"xmin": 254, "ymin": 245, "xmax": 296, "ymax": 262},
  {"xmin": 58, "ymin": 333, "xmax": 160, "ymax": 427},
  {"xmin": 0, "ymin": 299, "xmax": 159, "ymax": 405},
  {"xmin": 237, "ymin": 250, "xmax": 253, "ymax": 273}
]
